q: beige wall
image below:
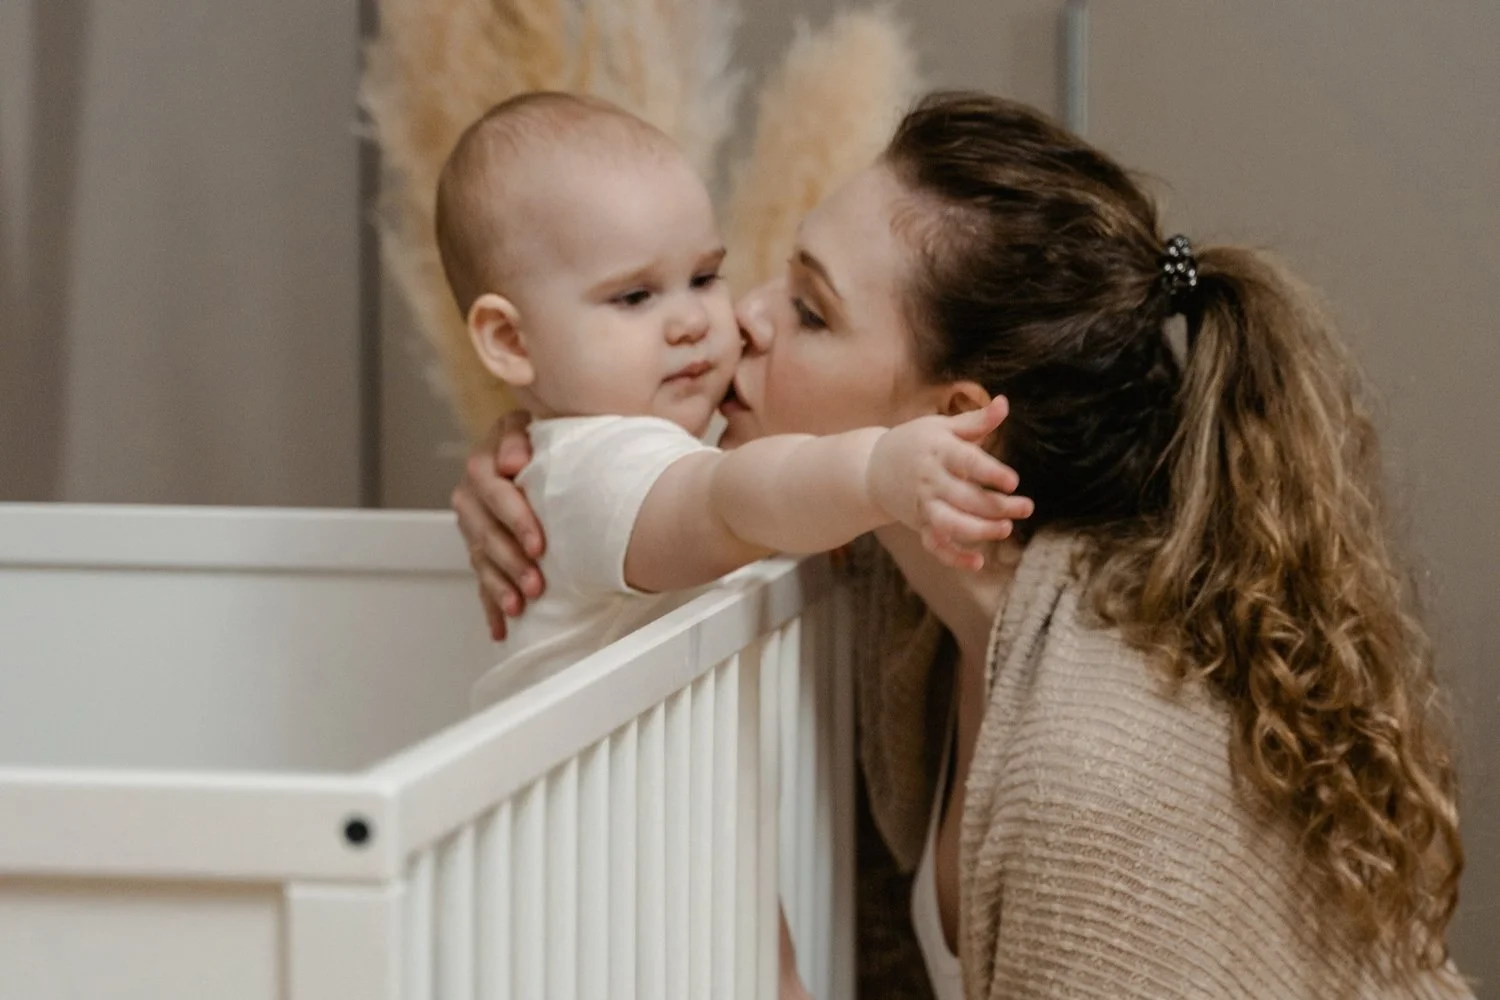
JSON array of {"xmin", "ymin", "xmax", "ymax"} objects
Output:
[{"xmin": 0, "ymin": 1, "xmax": 363, "ymax": 506}]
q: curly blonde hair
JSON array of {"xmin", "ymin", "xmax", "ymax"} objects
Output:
[{"xmin": 885, "ymin": 91, "xmax": 1462, "ymax": 973}]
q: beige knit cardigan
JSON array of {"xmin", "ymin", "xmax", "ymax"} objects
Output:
[{"xmin": 849, "ymin": 530, "xmax": 1473, "ymax": 1000}]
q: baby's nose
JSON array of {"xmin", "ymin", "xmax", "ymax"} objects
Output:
[{"xmin": 665, "ymin": 297, "xmax": 710, "ymax": 344}]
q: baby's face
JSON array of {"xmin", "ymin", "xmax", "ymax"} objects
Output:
[{"xmin": 509, "ymin": 152, "xmax": 739, "ymax": 436}]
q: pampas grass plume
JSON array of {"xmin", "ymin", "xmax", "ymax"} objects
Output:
[{"xmin": 723, "ymin": 7, "xmax": 922, "ymax": 295}]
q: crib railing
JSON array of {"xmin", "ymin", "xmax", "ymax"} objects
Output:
[{"xmin": 367, "ymin": 557, "xmax": 855, "ymax": 1000}]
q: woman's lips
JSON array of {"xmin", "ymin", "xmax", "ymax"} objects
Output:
[{"xmin": 719, "ymin": 381, "xmax": 747, "ymax": 415}]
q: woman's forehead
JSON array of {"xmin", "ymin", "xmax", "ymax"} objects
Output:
[{"xmin": 797, "ymin": 164, "xmax": 909, "ymax": 304}]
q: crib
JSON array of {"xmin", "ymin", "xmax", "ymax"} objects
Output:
[{"xmin": 0, "ymin": 504, "xmax": 856, "ymax": 1000}]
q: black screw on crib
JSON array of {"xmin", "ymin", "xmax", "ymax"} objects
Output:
[{"xmin": 343, "ymin": 815, "xmax": 374, "ymax": 848}]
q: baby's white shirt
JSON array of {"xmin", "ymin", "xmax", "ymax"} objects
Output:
[{"xmin": 470, "ymin": 415, "xmax": 716, "ymax": 709}]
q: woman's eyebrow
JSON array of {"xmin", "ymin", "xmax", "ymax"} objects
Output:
[{"xmin": 796, "ymin": 249, "xmax": 843, "ymax": 302}]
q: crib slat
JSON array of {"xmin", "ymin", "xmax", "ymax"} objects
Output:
[
  {"xmin": 476, "ymin": 801, "xmax": 512, "ymax": 1000},
  {"xmin": 664, "ymin": 687, "xmax": 691, "ymax": 1000},
  {"xmin": 796, "ymin": 613, "xmax": 819, "ymax": 987},
  {"xmin": 637, "ymin": 702, "xmax": 667, "ymax": 999},
  {"xmin": 404, "ymin": 848, "xmax": 436, "ymax": 1000},
  {"xmin": 734, "ymin": 642, "xmax": 766, "ymax": 1000},
  {"xmin": 712, "ymin": 655, "xmax": 740, "ymax": 1000},
  {"xmin": 756, "ymin": 628, "xmax": 782, "ymax": 998},
  {"xmin": 547, "ymin": 759, "xmax": 580, "ymax": 1000},
  {"xmin": 777, "ymin": 618, "xmax": 800, "ymax": 950},
  {"xmin": 515, "ymin": 779, "xmax": 546, "ymax": 1000},
  {"xmin": 436, "ymin": 825, "xmax": 477, "ymax": 1000},
  {"xmin": 689, "ymin": 670, "xmax": 716, "ymax": 1000},
  {"xmin": 830, "ymin": 585, "xmax": 858, "ymax": 1000},
  {"xmin": 811, "ymin": 599, "xmax": 836, "ymax": 1000},
  {"xmin": 578, "ymin": 741, "xmax": 610, "ymax": 1000},
  {"xmin": 609, "ymin": 721, "xmax": 639, "ymax": 1000}
]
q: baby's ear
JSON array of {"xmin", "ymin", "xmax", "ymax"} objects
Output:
[{"xmin": 467, "ymin": 293, "xmax": 534, "ymax": 386}]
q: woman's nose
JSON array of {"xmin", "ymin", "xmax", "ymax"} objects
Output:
[{"xmin": 735, "ymin": 283, "xmax": 777, "ymax": 354}]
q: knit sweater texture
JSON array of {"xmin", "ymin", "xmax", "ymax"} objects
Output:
[{"xmin": 850, "ymin": 530, "xmax": 1472, "ymax": 1000}]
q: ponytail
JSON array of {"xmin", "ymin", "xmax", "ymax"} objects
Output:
[{"xmin": 1100, "ymin": 246, "xmax": 1462, "ymax": 970}]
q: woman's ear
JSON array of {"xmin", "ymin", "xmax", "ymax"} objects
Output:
[
  {"xmin": 467, "ymin": 293, "xmax": 534, "ymax": 386},
  {"xmin": 939, "ymin": 379, "xmax": 992, "ymax": 417}
]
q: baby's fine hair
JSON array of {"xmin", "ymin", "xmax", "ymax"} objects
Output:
[{"xmin": 435, "ymin": 92, "xmax": 674, "ymax": 314}]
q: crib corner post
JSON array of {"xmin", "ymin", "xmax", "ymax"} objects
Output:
[{"xmin": 283, "ymin": 880, "xmax": 403, "ymax": 1000}]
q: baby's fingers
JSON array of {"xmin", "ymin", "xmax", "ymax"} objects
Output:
[
  {"xmin": 920, "ymin": 526, "xmax": 985, "ymax": 571},
  {"xmin": 947, "ymin": 395, "xmax": 1010, "ymax": 442},
  {"xmin": 944, "ymin": 442, "xmax": 1020, "ymax": 494},
  {"xmin": 925, "ymin": 501, "xmax": 1017, "ymax": 548},
  {"xmin": 939, "ymin": 479, "xmax": 1035, "ymax": 523}
]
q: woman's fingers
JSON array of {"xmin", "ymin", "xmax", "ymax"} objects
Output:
[
  {"xmin": 475, "ymin": 476, "xmax": 546, "ymax": 591},
  {"xmin": 478, "ymin": 583, "xmax": 507, "ymax": 642},
  {"xmin": 452, "ymin": 485, "xmax": 535, "ymax": 608},
  {"xmin": 475, "ymin": 558, "xmax": 523, "ymax": 631},
  {"xmin": 494, "ymin": 409, "xmax": 535, "ymax": 477},
  {"xmin": 467, "ymin": 451, "xmax": 546, "ymax": 561}
]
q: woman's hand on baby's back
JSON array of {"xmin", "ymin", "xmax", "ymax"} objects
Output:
[
  {"xmin": 453, "ymin": 410, "xmax": 546, "ymax": 640},
  {"xmin": 867, "ymin": 395, "xmax": 1033, "ymax": 571}
]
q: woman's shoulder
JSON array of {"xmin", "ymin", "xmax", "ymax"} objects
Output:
[
  {"xmin": 968, "ymin": 532, "xmax": 1476, "ymax": 1000},
  {"xmin": 981, "ymin": 530, "xmax": 1242, "ymax": 821}
]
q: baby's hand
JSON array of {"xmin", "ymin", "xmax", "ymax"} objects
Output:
[{"xmin": 867, "ymin": 396, "xmax": 1033, "ymax": 570}]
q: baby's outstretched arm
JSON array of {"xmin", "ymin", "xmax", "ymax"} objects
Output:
[{"xmin": 624, "ymin": 396, "xmax": 1029, "ymax": 591}]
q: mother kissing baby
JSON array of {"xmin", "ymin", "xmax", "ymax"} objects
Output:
[{"xmin": 452, "ymin": 89, "xmax": 1472, "ymax": 1000}]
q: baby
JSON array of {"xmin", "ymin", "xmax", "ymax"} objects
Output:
[{"xmin": 435, "ymin": 93, "xmax": 1024, "ymax": 706}]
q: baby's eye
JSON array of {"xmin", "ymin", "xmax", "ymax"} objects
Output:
[
  {"xmin": 691, "ymin": 271, "xmax": 721, "ymax": 290},
  {"xmin": 792, "ymin": 296, "xmax": 827, "ymax": 331},
  {"xmin": 613, "ymin": 289, "xmax": 652, "ymax": 308}
]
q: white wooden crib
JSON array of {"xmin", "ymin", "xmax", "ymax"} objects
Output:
[{"xmin": 0, "ymin": 504, "xmax": 855, "ymax": 1000}]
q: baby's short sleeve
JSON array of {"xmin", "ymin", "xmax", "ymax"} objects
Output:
[{"xmin": 531, "ymin": 416, "xmax": 716, "ymax": 597}]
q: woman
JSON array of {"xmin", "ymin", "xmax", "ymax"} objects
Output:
[{"xmin": 453, "ymin": 92, "xmax": 1470, "ymax": 999}]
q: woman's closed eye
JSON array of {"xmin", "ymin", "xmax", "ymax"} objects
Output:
[
  {"xmin": 792, "ymin": 296, "xmax": 828, "ymax": 331},
  {"xmin": 691, "ymin": 270, "xmax": 722, "ymax": 291}
]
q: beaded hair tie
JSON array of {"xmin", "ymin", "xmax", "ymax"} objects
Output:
[{"xmin": 1159, "ymin": 234, "xmax": 1199, "ymax": 314}]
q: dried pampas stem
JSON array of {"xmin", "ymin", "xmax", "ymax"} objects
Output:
[{"xmin": 723, "ymin": 7, "xmax": 922, "ymax": 294}]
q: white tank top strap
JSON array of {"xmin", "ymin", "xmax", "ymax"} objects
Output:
[{"xmin": 910, "ymin": 704, "xmax": 964, "ymax": 1000}]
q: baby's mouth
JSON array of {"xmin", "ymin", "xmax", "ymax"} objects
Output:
[{"xmin": 665, "ymin": 359, "xmax": 713, "ymax": 383}]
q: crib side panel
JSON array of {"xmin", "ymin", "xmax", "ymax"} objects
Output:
[
  {"xmin": 0, "ymin": 505, "xmax": 493, "ymax": 775},
  {"xmin": 0, "ymin": 876, "xmax": 283, "ymax": 1000}
]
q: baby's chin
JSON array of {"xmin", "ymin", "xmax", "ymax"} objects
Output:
[{"xmin": 650, "ymin": 395, "xmax": 719, "ymax": 442}]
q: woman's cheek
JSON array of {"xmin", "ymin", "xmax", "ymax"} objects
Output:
[{"xmin": 763, "ymin": 344, "xmax": 830, "ymax": 436}]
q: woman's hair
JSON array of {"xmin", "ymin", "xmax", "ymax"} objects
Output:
[{"xmin": 883, "ymin": 91, "xmax": 1461, "ymax": 970}]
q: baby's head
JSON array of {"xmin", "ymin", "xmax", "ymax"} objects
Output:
[{"xmin": 436, "ymin": 92, "xmax": 738, "ymax": 437}]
